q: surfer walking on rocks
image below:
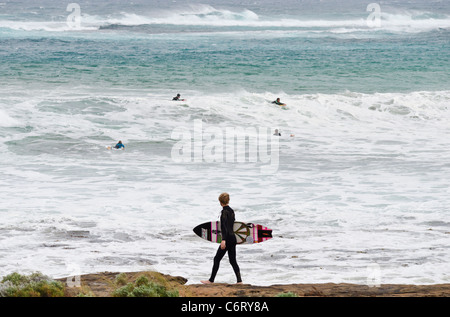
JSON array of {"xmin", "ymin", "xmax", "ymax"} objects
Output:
[{"xmin": 201, "ymin": 193, "xmax": 242, "ymax": 284}]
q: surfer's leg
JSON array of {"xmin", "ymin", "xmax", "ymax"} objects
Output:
[
  {"xmin": 208, "ymin": 246, "xmax": 226, "ymax": 282},
  {"xmin": 227, "ymin": 242, "xmax": 242, "ymax": 283}
]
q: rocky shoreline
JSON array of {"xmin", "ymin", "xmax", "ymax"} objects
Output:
[{"xmin": 58, "ymin": 271, "xmax": 450, "ymax": 297}]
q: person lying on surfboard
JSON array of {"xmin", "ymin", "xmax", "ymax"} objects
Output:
[
  {"xmin": 272, "ymin": 98, "xmax": 286, "ymax": 106},
  {"xmin": 172, "ymin": 93, "xmax": 186, "ymax": 101},
  {"xmin": 201, "ymin": 193, "xmax": 242, "ymax": 285},
  {"xmin": 114, "ymin": 140, "xmax": 125, "ymax": 149}
]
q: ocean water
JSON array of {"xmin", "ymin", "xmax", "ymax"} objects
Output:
[{"xmin": 0, "ymin": 0, "xmax": 449, "ymax": 286}]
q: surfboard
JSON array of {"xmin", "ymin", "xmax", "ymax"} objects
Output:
[{"xmin": 193, "ymin": 221, "xmax": 272, "ymax": 244}]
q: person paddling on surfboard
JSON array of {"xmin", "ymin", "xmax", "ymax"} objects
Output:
[
  {"xmin": 172, "ymin": 93, "xmax": 185, "ymax": 101},
  {"xmin": 201, "ymin": 193, "xmax": 242, "ymax": 284},
  {"xmin": 114, "ymin": 140, "xmax": 125, "ymax": 150},
  {"xmin": 272, "ymin": 98, "xmax": 286, "ymax": 106}
]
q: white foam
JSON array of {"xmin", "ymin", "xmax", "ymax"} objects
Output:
[
  {"xmin": 2, "ymin": 6, "xmax": 449, "ymax": 33},
  {"xmin": 1, "ymin": 88, "xmax": 449, "ymax": 285},
  {"xmin": 0, "ymin": 20, "xmax": 98, "ymax": 32},
  {"xmin": 96, "ymin": 8, "xmax": 450, "ymax": 33},
  {"xmin": 0, "ymin": 109, "xmax": 20, "ymax": 127}
]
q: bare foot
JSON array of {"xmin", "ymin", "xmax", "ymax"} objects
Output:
[{"xmin": 201, "ymin": 280, "xmax": 212, "ymax": 284}]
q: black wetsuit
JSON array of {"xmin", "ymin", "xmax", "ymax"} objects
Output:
[{"xmin": 208, "ymin": 206, "xmax": 242, "ymax": 283}]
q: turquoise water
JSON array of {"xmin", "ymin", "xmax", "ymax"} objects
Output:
[
  {"xmin": 0, "ymin": 1, "xmax": 449, "ymax": 285},
  {"xmin": 2, "ymin": 30, "xmax": 449, "ymax": 93},
  {"xmin": 1, "ymin": 1, "xmax": 449, "ymax": 93}
]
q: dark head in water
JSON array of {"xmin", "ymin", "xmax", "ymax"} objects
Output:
[{"xmin": 272, "ymin": 98, "xmax": 286, "ymax": 106}]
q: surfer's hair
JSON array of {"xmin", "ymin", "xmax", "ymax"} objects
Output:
[{"xmin": 218, "ymin": 193, "xmax": 230, "ymax": 205}]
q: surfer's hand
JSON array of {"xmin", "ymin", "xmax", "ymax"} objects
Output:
[{"xmin": 220, "ymin": 240, "xmax": 226, "ymax": 250}]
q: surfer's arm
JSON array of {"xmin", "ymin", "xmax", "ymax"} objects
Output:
[{"xmin": 220, "ymin": 210, "xmax": 230, "ymax": 242}]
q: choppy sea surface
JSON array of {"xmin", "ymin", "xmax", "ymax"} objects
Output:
[{"xmin": 0, "ymin": 0, "xmax": 449, "ymax": 285}]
